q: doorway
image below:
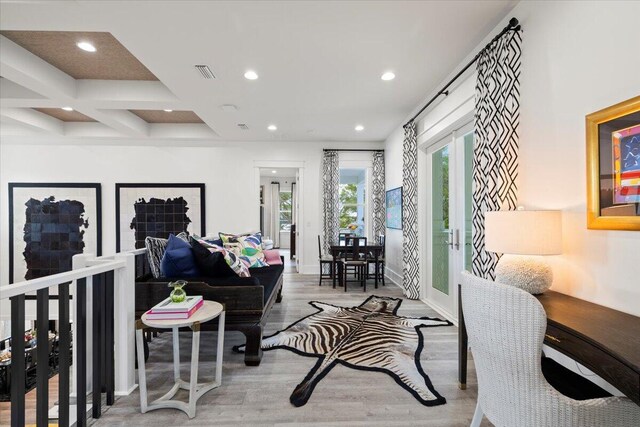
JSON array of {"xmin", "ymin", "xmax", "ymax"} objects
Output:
[
  {"xmin": 423, "ymin": 122, "xmax": 474, "ymax": 321},
  {"xmin": 255, "ymin": 163, "xmax": 304, "ymax": 273}
]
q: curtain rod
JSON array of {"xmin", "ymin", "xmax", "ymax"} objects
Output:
[
  {"xmin": 403, "ymin": 17, "xmax": 521, "ymax": 128},
  {"xmin": 323, "ymin": 149, "xmax": 384, "ymax": 152}
]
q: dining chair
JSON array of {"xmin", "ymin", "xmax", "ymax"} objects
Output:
[
  {"xmin": 367, "ymin": 234, "xmax": 385, "ymax": 287},
  {"xmin": 338, "ymin": 232, "xmax": 354, "ymax": 245},
  {"xmin": 461, "ymin": 271, "xmax": 640, "ymax": 427},
  {"xmin": 317, "ymin": 235, "xmax": 334, "ymax": 286},
  {"xmin": 341, "ymin": 236, "xmax": 368, "ymax": 292}
]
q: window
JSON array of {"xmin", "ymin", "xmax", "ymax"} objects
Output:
[
  {"xmin": 339, "ymin": 168, "xmax": 366, "ymax": 237},
  {"xmin": 279, "ymin": 191, "xmax": 292, "ymax": 232}
]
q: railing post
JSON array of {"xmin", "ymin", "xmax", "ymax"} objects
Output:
[
  {"xmin": 72, "ymin": 253, "xmax": 94, "ymax": 426},
  {"xmin": 10, "ymin": 294, "xmax": 26, "ymax": 427},
  {"xmin": 36, "ymin": 287, "xmax": 49, "ymax": 426},
  {"xmin": 113, "ymin": 252, "xmax": 137, "ymax": 395},
  {"xmin": 91, "ymin": 273, "xmax": 103, "ymax": 419},
  {"xmin": 58, "ymin": 282, "xmax": 71, "ymax": 427}
]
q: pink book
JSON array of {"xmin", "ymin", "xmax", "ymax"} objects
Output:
[{"xmin": 146, "ymin": 299, "xmax": 204, "ymax": 320}]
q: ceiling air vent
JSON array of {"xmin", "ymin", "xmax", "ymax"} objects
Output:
[
  {"xmin": 237, "ymin": 123, "xmax": 249, "ymax": 130},
  {"xmin": 194, "ymin": 65, "xmax": 215, "ymax": 79}
]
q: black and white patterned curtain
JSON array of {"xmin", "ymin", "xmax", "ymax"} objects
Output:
[
  {"xmin": 322, "ymin": 150, "xmax": 340, "ymax": 254},
  {"xmin": 472, "ymin": 29, "xmax": 522, "ymax": 279},
  {"xmin": 371, "ymin": 151, "xmax": 386, "ymax": 241},
  {"xmin": 402, "ymin": 122, "xmax": 420, "ymax": 299}
]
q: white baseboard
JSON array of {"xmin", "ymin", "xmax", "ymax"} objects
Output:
[
  {"xmin": 384, "ymin": 266, "xmax": 403, "ymax": 289},
  {"xmin": 420, "ymin": 297, "xmax": 458, "ymax": 326},
  {"xmin": 116, "ymin": 383, "xmax": 138, "ymax": 396}
]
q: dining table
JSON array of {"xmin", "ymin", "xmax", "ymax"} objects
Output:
[{"xmin": 329, "ymin": 243, "xmax": 384, "ymax": 289}]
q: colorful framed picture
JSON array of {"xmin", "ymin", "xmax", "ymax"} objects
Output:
[
  {"xmin": 9, "ymin": 183, "xmax": 102, "ymax": 284},
  {"xmin": 385, "ymin": 187, "xmax": 403, "ymax": 230},
  {"xmin": 586, "ymin": 95, "xmax": 640, "ymax": 230},
  {"xmin": 116, "ymin": 183, "xmax": 206, "ymax": 252}
]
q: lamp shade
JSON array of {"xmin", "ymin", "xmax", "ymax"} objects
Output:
[{"xmin": 485, "ymin": 210, "xmax": 562, "ymax": 255}]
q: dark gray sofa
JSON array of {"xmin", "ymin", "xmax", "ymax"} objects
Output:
[{"xmin": 134, "ymin": 256, "xmax": 284, "ymax": 366}]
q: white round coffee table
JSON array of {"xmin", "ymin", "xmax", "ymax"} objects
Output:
[{"xmin": 135, "ymin": 300, "xmax": 225, "ymax": 419}]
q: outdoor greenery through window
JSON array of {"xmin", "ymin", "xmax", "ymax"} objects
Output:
[
  {"xmin": 339, "ymin": 168, "xmax": 366, "ymax": 237},
  {"xmin": 279, "ymin": 191, "xmax": 292, "ymax": 232}
]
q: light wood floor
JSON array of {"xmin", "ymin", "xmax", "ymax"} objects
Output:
[
  {"xmin": 92, "ymin": 265, "xmax": 487, "ymax": 426},
  {"xmin": 0, "ymin": 372, "xmax": 59, "ymax": 426}
]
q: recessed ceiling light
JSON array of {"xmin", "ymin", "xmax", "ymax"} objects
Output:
[
  {"xmin": 163, "ymin": 109, "xmax": 173, "ymax": 112},
  {"xmin": 61, "ymin": 107, "xmax": 74, "ymax": 111},
  {"xmin": 76, "ymin": 41, "xmax": 96, "ymax": 52},
  {"xmin": 381, "ymin": 71, "xmax": 395, "ymax": 81},
  {"xmin": 271, "ymin": 170, "xmax": 277, "ymax": 174},
  {"xmin": 268, "ymin": 124, "xmax": 277, "ymax": 131},
  {"xmin": 355, "ymin": 125, "xmax": 364, "ymax": 132},
  {"xmin": 244, "ymin": 70, "xmax": 259, "ymax": 80}
]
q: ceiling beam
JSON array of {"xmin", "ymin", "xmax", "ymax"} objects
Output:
[
  {"xmin": 0, "ymin": 36, "xmax": 76, "ymax": 99},
  {"xmin": 0, "ymin": 107, "xmax": 64, "ymax": 135},
  {"xmin": 149, "ymin": 123, "xmax": 219, "ymax": 139},
  {"xmin": 0, "ymin": 36, "xmax": 149, "ymax": 137}
]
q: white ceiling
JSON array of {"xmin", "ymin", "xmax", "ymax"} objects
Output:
[{"xmin": 0, "ymin": 1, "xmax": 517, "ymax": 142}]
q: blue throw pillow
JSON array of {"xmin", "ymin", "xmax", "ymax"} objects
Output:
[{"xmin": 160, "ymin": 234, "xmax": 199, "ymax": 277}]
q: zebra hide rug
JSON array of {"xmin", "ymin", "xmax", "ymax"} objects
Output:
[{"xmin": 233, "ymin": 295, "xmax": 452, "ymax": 407}]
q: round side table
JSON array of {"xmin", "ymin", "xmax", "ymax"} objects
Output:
[{"xmin": 135, "ymin": 300, "xmax": 225, "ymax": 419}]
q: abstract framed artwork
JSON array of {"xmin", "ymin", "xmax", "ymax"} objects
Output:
[
  {"xmin": 586, "ymin": 95, "xmax": 640, "ymax": 230},
  {"xmin": 116, "ymin": 183, "xmax": 206, "ymax": 251},
  {"xmin": 9, "ymin": 183, "xmax": 102, "ymax": 284},
  {"xmin": 385, "ymin": 187, "xmax": 403, "ymax": 230}
]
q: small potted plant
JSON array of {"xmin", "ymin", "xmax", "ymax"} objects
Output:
[{"xmin": 168, "ymin": 280, "xmax": 188, "ymax": 303}]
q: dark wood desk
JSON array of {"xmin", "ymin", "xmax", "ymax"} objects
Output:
[{"xmin": 458, "ymin": 286, "xmax": 640, "ymax": 406}]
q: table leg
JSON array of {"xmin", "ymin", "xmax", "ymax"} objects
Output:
[
  {"xmin": 188, "ymin": 322, "xmax": 201, "ymax": 418},
  {"xmin": 374, "ymin": 252, "xmax": 379, "ymax": 289},
  {"xmin": 135, "ymin": 324, "xmax": 149, "ymax": 413},
  {"xmin": 216, "ymin": 311, "xmax": 225, "ymax": 384},
  {"xmin": 332, "ymin": 253, "xmax": 338, "ymax": 288},
  {"xmin": 172, "ymin": 326, "xmax": 180, "ymax": 382}
]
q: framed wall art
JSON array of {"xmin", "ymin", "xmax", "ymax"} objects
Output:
[
  {"xmin": 586, "ymin": 95, "xmax": 640, "ymax": 230},
  {"xmin": 9, "ymin": 183, "xmax": 102, "ymax": 284},
  {"xmin": 116, "ymin": 183, "xmax": 206, "ymax": 251},
  {"xmin": 385, "ymin": 187, "xmax": 403, "ymax": 230}
]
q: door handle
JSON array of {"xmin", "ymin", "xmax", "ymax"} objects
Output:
[
  {"xmin": 447, "ymin": 230, "xmax": 453, "ymax": 249},
  {"xmin": 455, "ymin": 229, "xmax": 460, "ymax": 250}
]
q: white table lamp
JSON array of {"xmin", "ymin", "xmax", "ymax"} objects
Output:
[{"xmin": 485, "ymin": 210, "xmax": 562, "ymax": 294}]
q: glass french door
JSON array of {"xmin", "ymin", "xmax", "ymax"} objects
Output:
[{"xmin": 425, "ymin": 123, "xmax": 474, "ymax": 321}]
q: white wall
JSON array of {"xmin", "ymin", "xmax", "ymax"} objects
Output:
[
  {"xmin": 383, "ymin": 126, "xmax": 405, "ymax": 285},
  {"xmin": 0, "ymin": 139, "xmax": 383, "ymax": 282},
  {"xmin": 385, "ymin": 0, "xmax": 640, "ymax": 315}
]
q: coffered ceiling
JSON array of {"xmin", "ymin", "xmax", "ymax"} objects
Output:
[
  {"xmin": 1, "ymin": 31, "xmax": 158, "ymax": 80},
  {"xmin": 33, "ymin": 107, "xmax": 96, "ymax": 122},
  {"xmin": 0, "ymin": 1, "xmax": 516, "ymax": 142},
  {"xmin": 129, "ymin": 110, "xmax": 203, "ymax": 124}
]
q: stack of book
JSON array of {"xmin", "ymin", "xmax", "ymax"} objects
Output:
[{"xmin": 146, "ymin": 296, "xmax": 204, "ymax": 320}]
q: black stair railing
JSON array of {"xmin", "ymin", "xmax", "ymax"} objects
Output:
[{"xmin": 3, "ymin": 262, "xmax": 121, "ymax": 427}]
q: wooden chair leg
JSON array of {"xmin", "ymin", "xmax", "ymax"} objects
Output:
[
  {"xmin": 344, "ymin": 264, "xmax": 348, "ymax": 292},
  {"xmin": 363, "ymin": 265, "xmax": 367, "ymax": 292},
  {"xmin": 318, "ymin": 262, "xmax": 322, "ymax": 286}
]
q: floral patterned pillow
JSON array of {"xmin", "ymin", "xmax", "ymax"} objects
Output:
[
  {"xmin": 219, "ymin": 232, "xmax": 269, "ymax": 268},
  {"xmin": 193, "ymin": 238, "xmax": 251, "ymax": 278}
]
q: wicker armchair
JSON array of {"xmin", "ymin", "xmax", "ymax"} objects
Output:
[{"xmin": 461, "ymin": 271, "xmax": 640, "ymax": 427}]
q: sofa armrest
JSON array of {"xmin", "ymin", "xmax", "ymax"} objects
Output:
[{"xmin": 135, "ymin": 280, "xmax": 264, "ymax": 314}]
